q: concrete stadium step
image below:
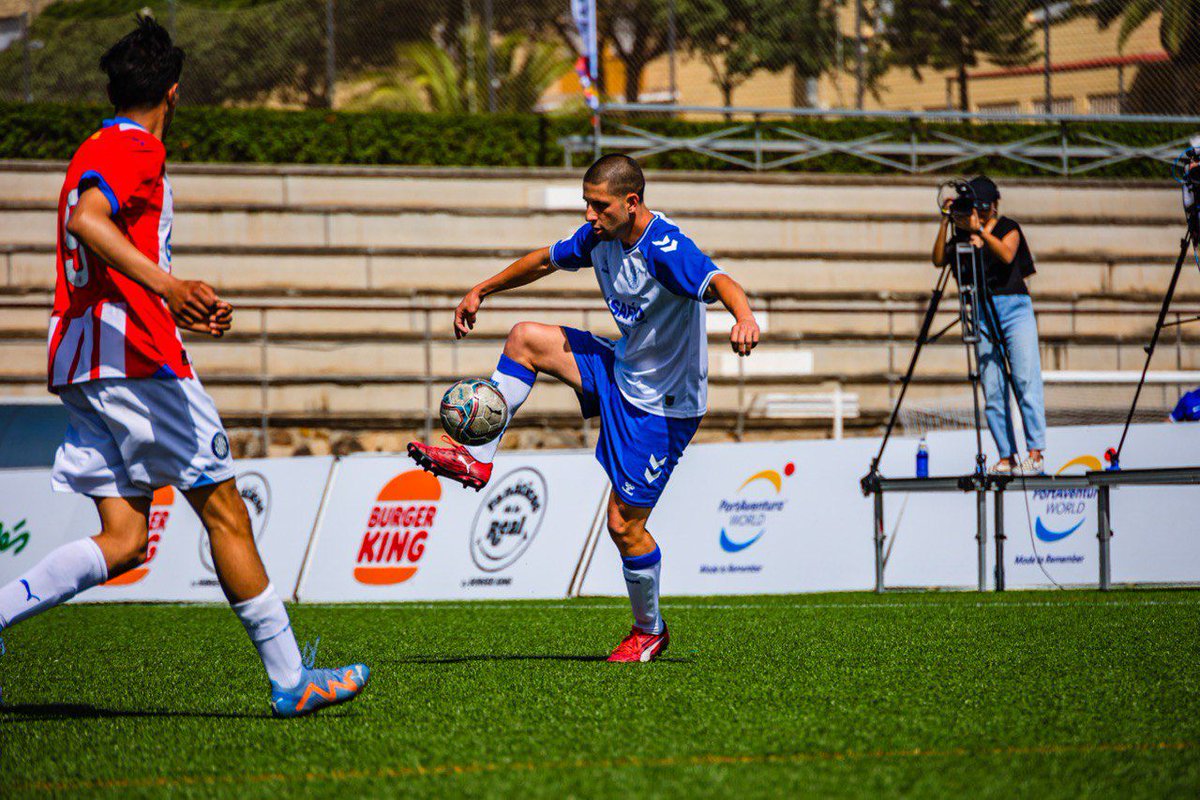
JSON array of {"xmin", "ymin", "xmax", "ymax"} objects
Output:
[
  {"xmin": 0, "ymin": 201, "xmax": 1184, "ymax": 258},
  {"xmin": 1, "ymin": 161, "xmax": 1178, "ymax": 220},
  {"xmin": 4, "ymin": 290, "xmax": 1197, "ymax": 345},
  {"xmin": 0, "ymin": 372, "xmax": 998, "ymax": 418},
  {"xmin": 6, "ymin": 243, "xmax": 1199, "ymax": 301},
  {"xmin": 5, "ymin": 333, "xmax": 1191, "ymax": 383}
]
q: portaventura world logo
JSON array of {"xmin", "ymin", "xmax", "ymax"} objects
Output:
[
  {"xmin": 355, "ymin": 470, "xmax": 440, "ymax": 585},
  {"xmin": 718, "ymin": 463, "xmax": 794, "ymax": 553},
  {"xmin": 1033, "ymin": 455, "xmax": 1101, "ymax": 543}
]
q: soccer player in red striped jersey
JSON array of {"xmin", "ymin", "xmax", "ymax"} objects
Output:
[{"xmin": 0, "ymin": 17, "xmax": 367, "ymax": 717}]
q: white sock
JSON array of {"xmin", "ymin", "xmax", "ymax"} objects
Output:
[
  {"xmin": 466, "ymin": 354, "xmax": 536, "ymax": 463},
  {"xmin": 231, "ymin": 583, "xmax": 303, "ymax": 688},
  {"xmin": 622, "ymin": 545, "xmax": 664, "ymax": 634},
  {"xmin": 0, "ymin": 537, "xmax": 108, "ymax": 630}
]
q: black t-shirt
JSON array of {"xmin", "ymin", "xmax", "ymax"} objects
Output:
[{"xmin": 946, "ymin": 216, "xmax": 1036, "ymax": 296}]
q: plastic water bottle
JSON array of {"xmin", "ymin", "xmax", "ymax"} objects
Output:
[{"xmin": 916, "ymin": 437, "xmax": 929, "ymax": 478}]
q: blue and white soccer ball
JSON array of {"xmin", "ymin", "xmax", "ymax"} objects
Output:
[{"xmin": 440, "ymin": 379, "xmax": 509, "ymax": 446}]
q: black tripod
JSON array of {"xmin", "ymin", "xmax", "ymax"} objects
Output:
[
  {"xmin": 861, "ymin": 238, "xmax": 1028, "ymax": 591},
  {"xmin": 1108, "ymin": 227, "xmax": 1200, "ymax": 469},
  {"xmin": 861, "ymin": 241, "xmax": 1020, "ymax": 493}
]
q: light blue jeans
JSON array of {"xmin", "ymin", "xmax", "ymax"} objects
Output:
[{"xmin": 976, "ymin": 293, "xmax": 1047, "ymax": 458}]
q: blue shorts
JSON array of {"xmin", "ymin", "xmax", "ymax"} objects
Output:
[{"xmin": 563, "ymin": 327, "xmax": 702, "ymax": 508}]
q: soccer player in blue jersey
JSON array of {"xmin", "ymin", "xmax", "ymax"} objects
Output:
[{"xmin": 409, "ymin": 154, "xmax": 759, "ymax": 661}]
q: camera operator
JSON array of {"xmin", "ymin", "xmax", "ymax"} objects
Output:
[{"xmin": 932, "ymin": 176, "xmax": 1047, "ymax": 475}]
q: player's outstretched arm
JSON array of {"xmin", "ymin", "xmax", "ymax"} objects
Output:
[
  {"xmin": 707, "ymin": 273, "xmax": 760, "ymax": 357},
  {"xmin": 67, "ymin": 187, "xmax": 231, "ymax": 338},
  {"xmin": 454, "ymin": 247, "xmax": 556, "ymax": 339}
]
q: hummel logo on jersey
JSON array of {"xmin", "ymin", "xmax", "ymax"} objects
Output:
[
  {"xmin": 651, "ymin": 235, "xmax": 678, "ymax": 253},
  {"xmin": 644, "ymin": 454, "xmax": 666, "ymax": 484},
  {"xmin": 623, "ymin": 481, "xmax": 636, "ymax": 495}
]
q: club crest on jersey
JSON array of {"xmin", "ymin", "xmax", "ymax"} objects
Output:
[
  {"xmin": 211, "ymin": 432, "xmax": 230, "ymax": 459},
  {"xmin": 606, "ymin": 296, "xmax": 645, "ymax": 325}
]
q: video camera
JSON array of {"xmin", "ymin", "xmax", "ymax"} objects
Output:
[
  {"xmin": 937, "ymin": 178, "xmax": 994, "ymax": 225},
  {"xmin": 1174, "ymin": 147, "xmax": 1200, "ymax": 239},
  {"xmin": 936, "ymin": 179, "xmax": 989, "ymax": 343}
]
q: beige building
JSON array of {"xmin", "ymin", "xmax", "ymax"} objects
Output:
[{"xmin": 546, "ymin": 9, "xmax": 1173, "ymax": 118}]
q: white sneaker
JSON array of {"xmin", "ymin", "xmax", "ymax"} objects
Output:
[
  {"xmin": 1013, "ymin": 453, "xmax": 1045, "ymax": 476},
  {"xmin": 989, "ymin": 458, "xmax": 1015, "ymax": 475}
]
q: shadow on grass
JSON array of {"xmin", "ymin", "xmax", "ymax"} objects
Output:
[
  {"xmin": 385, "ymin": 653, "xmax": 692, "ymax": 665},
  {"xmin": 0, "ymin": 702, "xmax": 273, "ymax": 722}
]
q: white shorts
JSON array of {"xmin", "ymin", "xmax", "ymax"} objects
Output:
[{"xmin": 51, "ymin": 376, "xmax": 235, "ymax": 498}]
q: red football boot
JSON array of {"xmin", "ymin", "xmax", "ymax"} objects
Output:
[
  {"xmin": 406, "ymin": 436, "xmax": 493, "ymax": 491},
  {"xmin": 607, "ymin": 624, "xmax": 670, "ymax": 663}
]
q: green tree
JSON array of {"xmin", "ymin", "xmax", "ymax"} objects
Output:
[
  {"xmin": 884, "ymin": 0, "xmax": 1038, "ymax": 112},
  {"xmin": 679, "ymin": 0, "xmax": 766, "ymax": 109},
  {"xmin": 349, "ymin": 21, "xmax": 570, "ymax": 113},
  {"xmin": 597, "ymin": 0, "xmax": 678, "ymax": 103},
  {"xmin": 746, "ymin": 0, "xmax": 842, "ymax": 108},
  {"xmin": 1092, "ymin": 0, "xmax": 1200, "ymax": 60}
]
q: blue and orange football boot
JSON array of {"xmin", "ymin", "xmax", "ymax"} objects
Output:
[{"xmin": 271, "ymin": 663, "xmax": 370, "ymax": 718}]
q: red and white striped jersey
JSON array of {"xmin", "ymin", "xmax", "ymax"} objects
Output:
[{"xmin": 48, "ymin": 117, "xmax": 192, "ymax": 390}]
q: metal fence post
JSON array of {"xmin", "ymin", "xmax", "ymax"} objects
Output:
[
  {"xmin": 854, "ymin": 0, "xmax": 865, "ymax": 110},
  {"xmin": 1097, "ymin": 485, "xmax": 1112, "ymax": 591},
  {"xmin": 873, "ymin": 488, "xmax": 885, "ymax": 593},
  {"xmin": 324, "ymin": 0, "xmax": 336, "ymax": 109},
  {"xmin": 260, "ymin": 309, "xmax": 269, "ymax": 456},
  {"xmin": 464, "ymin": 0, "xmax": 477, "ymax": 114},
  {"xmin": 667, "ymin": 0, "xmax": 677, "ymax": 103},
  {"xmin": 976, "ymin": 481, "xmax": 987, "ymax": 592},
  {"xmin": 484, "ymin": 0, "xmax": 497, "ymax": 113},
  {"xmin": 423, "ymin": 309, "xmax": 433, "ymax": 442},
  {"xmin": 993, "ymin": 485, "xmax": 1006, "ymax": 591},
  {"xmin": 21, "ymin": 11, "xmax": 32, "ymax": 103},
  {"xmin": 1041, "ymin": 0, "xmax": 1052, "ymax": 115}
]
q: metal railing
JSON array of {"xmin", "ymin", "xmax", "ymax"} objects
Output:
[
  {"xmin": 2, "ymin": 294, "xmax": 1197, "ymax": 452},
  {"xmin": 562, "ymin": 103, "xmax": 1200, "ymax": 175}
]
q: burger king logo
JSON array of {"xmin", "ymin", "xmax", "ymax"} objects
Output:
[
  {"xmin": 104, "ymin": 485, "xmax": 172, "ymax": 586},
  {"xmin": 355, "ymin": 470, "xmax": 440, "ymax": 585}
]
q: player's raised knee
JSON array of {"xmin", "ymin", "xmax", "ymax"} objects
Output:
[{"xmin": 503, "ymin": 321, "xmax": 540, "ymax": 360}]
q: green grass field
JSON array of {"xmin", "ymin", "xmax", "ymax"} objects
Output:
[{"xmin": 2, "ymin": 591, "xmax": 1197, "ymax": 798}]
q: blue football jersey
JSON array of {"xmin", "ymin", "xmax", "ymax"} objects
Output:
[
  {"xmin": 1170, "ymin": 388, "xmax": 1200, "ymax": 422},
  {"xmin": 549, "ymin": 212, "xmax": 723, "ymax": 418}
]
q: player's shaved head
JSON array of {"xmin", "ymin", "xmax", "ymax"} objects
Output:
[{"xmin": 584, "ymin": 154, "xmax": 645, "ymax": 201}]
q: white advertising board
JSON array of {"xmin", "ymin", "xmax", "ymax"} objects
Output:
[
  {"xmin": 0, "ymin": 457, "xmax": 333, "ymax": 602},
  {"xmin": 296, "ymin": 451, "xmax": 608, "ymax": 602},
  {"xmin": 579, "ymin": 438, "xmax": 880, "ymax": 597},
  {"xmin": 876, "ymin": 423, "xmax": 1200, "ymax": 590},
  {"xmin": 579, "ymin": 423, "xmax": 1199, "ymax": 596}
]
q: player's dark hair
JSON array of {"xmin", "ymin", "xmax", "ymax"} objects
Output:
[
  {"xmin": 99, "ymin": 16, "xmax": 184, "ymax": 111},
  {"xmin": 584, "ymin": 154, "xmax": 645, "ymax": 201}
]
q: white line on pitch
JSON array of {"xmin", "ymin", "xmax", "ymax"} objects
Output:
[{"xmin": 299, "ymin": 598, "xmax": 1200, "ymax": 611}]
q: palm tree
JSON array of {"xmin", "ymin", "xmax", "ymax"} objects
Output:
[
  {"xmin": 347, "ymin": 21, "xmax": 571, "ymax": 113},
  {"xmin": 1091, "ymin": 0, "xmax": 1200, "ymax": 112},
  {"xmin": 1092, "ymin": 0, "xmax": 1200, "ymax": 61}
]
